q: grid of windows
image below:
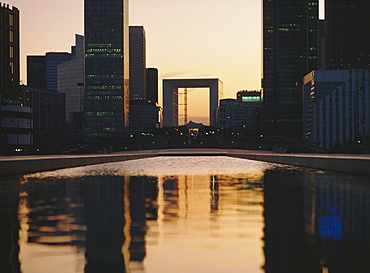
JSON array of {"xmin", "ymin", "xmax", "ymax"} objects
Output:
[
  {"xmin": 84, "ymin": 0, "xmax": 129, "ymax": 138},
  {"xmin": 0, "ymin": 4, "xmax": 19, "ymax": 100},
  {"xmin": 262, "ymin": 0, "xmax": 319, "ymax": 137}
]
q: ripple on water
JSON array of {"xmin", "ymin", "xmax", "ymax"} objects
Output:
[{"xmin": 24, "ymin": 156, "xmax": 283, "ymax": 179}]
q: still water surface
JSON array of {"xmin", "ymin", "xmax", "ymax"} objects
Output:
[{"xmin": 1, "ymin": 156, "xmax": 369, "ymax": 273}]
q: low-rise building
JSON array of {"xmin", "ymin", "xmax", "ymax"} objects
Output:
[
  {"xmin": 303, "ymin": 69, "xmax": 370, "ymax": 149},
  {"xmin": 129, "ymin": 100, "xmax": 162, "ymax": 135},
  {"xmin": 19, "ymin": 85, "xmax": 66, "ymax": 146},
  {"xmin": 0, "ymin": 95, "xmax": 32, "ymax": 153},
  {"xmin": 215, "ymin": 90, "xmax": 262, "ymax": 134}
]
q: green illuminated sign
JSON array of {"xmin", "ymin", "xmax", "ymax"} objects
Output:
[{"xmin": 242, "ymin": 96, "xmax": 262, "ymax": 102}]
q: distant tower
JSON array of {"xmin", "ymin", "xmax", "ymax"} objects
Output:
[
  {"xmin": 262, "ymin": 0, "xmax": 319, "ymax": 138},
  {"xmin": 27, "ymin": 56, "xmax": 46, "ymax": 90},
  {"xmin": 58, "ymin": 35, "xmax": 85, "ymax": 140},
  {"xmin": 146, "ymin": 68, "xmax": 158, "ymax": 104},
  {"xmin": 0, "ymin": 3, "xmax": 19, "ymax": 101},
  {"xmin": 27, "ymin": 52, "xmax": 72, "ymax": 92},
  {"xmin": 84, "ymin": 0, "xmax": 130, "ymax": 138},
  {"xmin": 130, "ymin": 26, "xmax": 146, "ymax": 100},
  {"xmin": 324, "ymin": 0, "xmax": 370, "ymax": 69}
]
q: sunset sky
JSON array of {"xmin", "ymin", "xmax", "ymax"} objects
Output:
[{"xmin": 9, "ymin": 0, "xmax": 324, "ymax": 124}]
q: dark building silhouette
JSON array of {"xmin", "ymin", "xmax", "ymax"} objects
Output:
[
  {"xmin": 27, "ymin": 53, "xmax": 72, "ymax": 92},
  {"xmin": 0, "ymin": 177, "xmax": 21, "ymax": 273},
  {"xmin": 27, "ymin": 56, "xmax": 45, "ymax": 90},
  {"xmin": 84, "ymin": 0, "xmax": 130, "ymax": 139},
  {"xmin": 19, "ymin": 85, "xmax": 66, "ymax": 146},
  {"xmin": 324, "ymin": 0, "xmax": 370, "ymax": 70},
  {"xmin": 128, "ymin": 176, "xmax": 147, "ymax": 261},
  {"xmin": 262, "ymin": 0, "xmax": 319, "ymax": 138},
  {"xmin": 0, "ymin": 3, "xmax": 19, "ymax": 101},
  {"xmin": 129, "ymin": 100, "xmax": 162, "ymax": 134},
  {"xmin": 128, "ymin": 176, "xmax": 158, "ymax": 262},
  {"xmin": 0, "ymin": 3, "xmax": 34, "ymax": 153},
  {"xmin": 146, "ymin": 68, "xmax": 158, "ymax": 104},
  {"xmin": 318, "ymin": 20, "xmax": 326, "ymax": 70},
  {"xmin": 129, "ymin": 26, "xmax": 146, "ymax": 101}
]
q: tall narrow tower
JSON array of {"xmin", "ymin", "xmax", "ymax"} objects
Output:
[
  {"xmin": 262, "ymin": 0, "xmax": 319, "ymax": 138},
  {"xmin": 0, "ymin": 3, "xmax": 19, "ymax": 101},
  {"xmin": 84, "ymin": 0, "xmax": 130, "ymax": 139},
  {"xmin": 129, "ymin": 26, "xmax": 146, "ymax": 100}
]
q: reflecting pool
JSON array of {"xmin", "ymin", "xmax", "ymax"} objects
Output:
[{"xmin": 0, "ymin": 156, "xmax": 369, "ymax": 273}]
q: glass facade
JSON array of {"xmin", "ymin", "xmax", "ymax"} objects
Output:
[
  {"xmin": 262, "ymin": 0, "xmax": 319, "ymax": 138},
  {"xmin": 303, "ymin": 69, "xmax": 370, "ymax": 149},
  {"xmin": 19, "ymin": 86, "xmax": 66, "ymax": 135},
  {"xmin": 324, "ymin": 0, "xmax": 370, "ymax": 70},
  {"xmin": 27, "ymin": 53, "xmax": 72, "ymax": 92},
  {"xmin": 45, "ymin": 53, "xmax": 72, "ymax": 92},
  {"xmin": 84, "ymin": 0, "xmax": 129, "ymax": 138}
]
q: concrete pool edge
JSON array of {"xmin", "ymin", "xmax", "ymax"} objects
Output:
[{"xmin": 1, "ymin": 149, "xmax": 369, "ymax": 176}]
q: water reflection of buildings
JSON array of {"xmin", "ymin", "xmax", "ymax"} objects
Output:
[
  {"xmin": 263, "ymin": 170, "xmax": 370, "ymax": 273},
  {"xmin": 263, "ymin": 170, "xmax": 320, "ymax": 273},
  {"xmin": 129, "ymin": 176, "xmax": 158, "ymax": 262},
  {"xmin": 18, "ymin": 174, "xmax": 159, "ymax": 272},
  {"xmin": 0, "ymin": 176, "xmax": 21, "ymax": 273},
  {"xmin": 83, "ymin": 175, "xmax": 158, "ymax": 272},
  {"xmin": 304, "ymin": 172, "xmax": 370, "ymax": 272},
  {"xmin": 20, "ymin": 176, "xmax": 87, "ymax": 271},
  {"xmin": 83, "ymin": 176, "xmax": 126, "ymax": 273}
]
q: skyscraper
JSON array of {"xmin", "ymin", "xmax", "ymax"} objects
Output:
[
  {"xmin": 129, "ymin": 26, "xmax": 146, "ymax": 100},
  {"xmin": 0, "ymin": 3, "xmax": 19, "ymax": 101},
  {"xmin": 84, "ymin": 0, "xmax": 130, "ymax": 139},
  {"xmin": 324, "ymin": 0, "xmax": 370, "ymax": 70},
  {"xmin": 146, "ymin": 68, "xmax": 158, "ymax": 104},
  {"xmin": 262, "ymin": 0, "xmax": 319, "ymax": 138}
]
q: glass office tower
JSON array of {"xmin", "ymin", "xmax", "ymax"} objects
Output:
[
  {"xmin": 262, "ymin": 0, "xmax": 319, "ymax": 138},
  {"xmin": 84, "ymin": 0, "xmax": 129, "ymax": 139},
  {"xmin": 324, "ymin": 0, "xmax": 370, "ymax": 70}
]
